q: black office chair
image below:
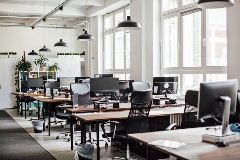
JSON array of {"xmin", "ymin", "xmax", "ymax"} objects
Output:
[
  {"xmin": 119, "ymin": 80, "xmax": 130, "ymax": 103},
  {"xmin": 102, "ymin": 90, "xmax": 152, "ymax": 156}
]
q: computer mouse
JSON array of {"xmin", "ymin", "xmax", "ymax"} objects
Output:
[{"xmin": 216, "ymin": 140, "xmax": 228, "ymax": 147}]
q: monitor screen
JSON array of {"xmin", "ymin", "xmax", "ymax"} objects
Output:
[
  {"xmin": 27, "ymin": 78, "xmax": 44, "ymax": 89},
  {"xmin": 44, "ymin": 82, "xmax": 60, "ymax": 89},
  {"xmin": 197, "ymin": 79, "xmax": 238, "ymax": 136},
  {"xmin": 60, "ymin": 77, "xmax": 75, "ymax": 86},
  {"xmin": 94, "ymin": 74, "xmax": 113, "ymax": 78},
  {"xmin": 152, "ymin": 77, "xmax": 178, "ymax": 97},
  {"xmin": 75, "ymin": 77, "xmax": 90, "ymax": 83},
  {"xmin": 90, "ymin": 77, "xmax": 119, "ymax": 94}
]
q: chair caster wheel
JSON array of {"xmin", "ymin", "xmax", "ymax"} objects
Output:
[
  {"xmin": 61, "ymin": 125, "xmax": 64, "ymax": 128},
  {"xmin": 65, "ymin": 134, "xmax": 68, "ymax": 136},
  {"xmin": 56, "ymin": 136, "xmax": 59, "ymax": 139},
  {"xmin": 46, "ymin": 126, "xmax": 48, "ymax": 128},
  {"xmin": 65, "ymin": 138, "xmax": 70, "ymax": 142}
]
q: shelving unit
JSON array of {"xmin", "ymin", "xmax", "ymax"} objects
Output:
[{"xmin": 19, "ymin": 71, "xmax": 57, "ymax": 92}]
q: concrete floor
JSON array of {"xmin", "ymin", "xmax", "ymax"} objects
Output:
[{"xmin": 5, "ymin": 109, "xmax": 145, "ymax": 160}]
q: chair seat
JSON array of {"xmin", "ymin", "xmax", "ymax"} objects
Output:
[{"xmin": 55, "ymin": 112, "xmax": 70, "ymax": 119}]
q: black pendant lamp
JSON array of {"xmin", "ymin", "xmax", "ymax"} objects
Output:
[
  {"xmin": 54, "ymin": 39, "xmax": 68, "ymax": 47},
  {"xmin": 117, "ymin": 16, "xmax": 141, "ymax": 30},
  {"xmin": 39, "ymin": 45, "xmax": 51, "ymax": 52},
  {"xmin": 78, "ymin": 29, "xmax": 94, "ymax": 41},
  {"xmin": 28, "ymin": 50, "xmax": 38, "ymax": 55},
  {"xmin": 197, "ymin": 0, "xmax": 234, "ymax": 9}
]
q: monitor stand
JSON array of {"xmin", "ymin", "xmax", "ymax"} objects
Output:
[{"xmin": 202, "ymin": 96, "xmax": 237, "ymax": 143}]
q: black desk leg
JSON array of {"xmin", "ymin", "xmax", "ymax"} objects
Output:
[
  {"xmin": 43, "ymin": 103, "xmax": 45, "ymax": 131},
  {"xmin": 38, "ymin": 101, "xmax": 40, "ymax": 120},
  {"xmin": 96, "ymin": 121, "xmax": 100, "ymax": 160},
  {"xmin": 25, "ymin": 99, "xmax": 27, "ymax": 119},
  {"xmin": 16, "ymin": 96, "xmax": 20, "ymax": 115},
  {"xmin": 147, "ymin": 145, "xmax": 149, "ymax": 160},
  {"xmin": 70, "ymin": 116, "xmax": 74, "ymax": 150},
  {"xmin": 48, "ymin": 103, "xmax": 51, "ymax": 136}
]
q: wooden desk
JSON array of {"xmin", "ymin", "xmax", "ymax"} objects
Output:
[
  {"xmin": 11, "ymin": 92, "xmax": 44, "ymax": 119},
  {"xmin": 33, "ymin": 96, "xmax": 71, "ymax": 136},
  {"xmin": 128, "ymin": 127, "xmax": 240, "ymax": 160},
  {"xmin": 71, "ymin": 106, "xmax": 185, "ymax": 160}
]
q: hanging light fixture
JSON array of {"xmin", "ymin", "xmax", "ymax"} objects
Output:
[
  {"xmin": 117, "ymin": 16, "xmax": 141, "ymax": 30},
  {"xmin": 39, "ymin": 3, "xmax": 51, "ymax": 52},
  {"xmin": 197, "ymin": 0, "xmax": 234, "ymax": 9},
  {"xmin": 28, "ymin": 50, "xmax": 38, "ymax": 55},
  {"xmin": 54, "ymin": 39, "xmax": 68, "ymax": 47},
  {"xmin": 78, "ymin": 28, "xmax": 94, "ymax": 41}
]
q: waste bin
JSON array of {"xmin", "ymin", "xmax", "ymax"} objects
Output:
[
  {"xmin": 75, "ymin": 143, "xmax": 94, "ymax": 160},
  {"xmin": 31, "ymin": 120, "xmax": 44, "ymax": 133}
]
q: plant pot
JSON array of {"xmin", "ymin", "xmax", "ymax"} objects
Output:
[{"xmin": 40, "ymin": 66, "xmax": 46, "ymax": 71}]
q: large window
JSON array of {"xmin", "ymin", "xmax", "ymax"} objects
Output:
[
  {"xmin": 161, "ymin": 0, "xmax": 227, "ymax": 95},
  {"xmin": 104, "ymin": 6, "xmax": 130, "ymax": 80}
]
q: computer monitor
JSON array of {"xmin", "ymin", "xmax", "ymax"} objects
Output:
[
  {"xmin": 94, "ymin": 74, "xmax": 113, "ymax": 78},
  {"xmin": 90, "ymin": 77, "xmax": 119, "ymax": 96},
  {"xmin": 152, "ymin": 77, "xmax": 178, "ymax": 99},
  {"xmin": 75, "ymin": 77, "xmax": 90, "ymax": 83},
  {"xmin": 27, "ymin": 78, "xmax": 44, "ymax": 90},
  {"xmin": 119, "ymin": 80, "xmax": 129, "ymax": 90},
  {"xmin": 197, "ymin": 79, "xmax": 238, "ymax": 136},
  {"xmin": 44, "ymin": 82, "xmax": 60, "ymax": 97}
]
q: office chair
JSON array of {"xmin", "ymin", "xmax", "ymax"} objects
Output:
[
  {"xmin": 119, "ymin": 80, "xmax": 130, "ymax": 103},
  {"xmin": 56, "ymin": 83, "xmax": 92, "ymax": 141},
  {"xmin": 132, "ymin": 81, "xmax": 151, "ymax": 91},
  {"xmin": 102, "ymin": 90, "xmax": 152, "ymax": 157}
]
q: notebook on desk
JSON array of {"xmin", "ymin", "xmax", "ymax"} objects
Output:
[{"xmin": 149, "ymin": 139, "xmax": 187, "ymax": 149}]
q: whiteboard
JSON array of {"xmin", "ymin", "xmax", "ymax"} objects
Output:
[{"xmin": 48, "ymin": 58, "xmax": 81, "ymax": 77}]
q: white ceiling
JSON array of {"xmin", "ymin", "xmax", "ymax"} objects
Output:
[{"xmin": 0, "ymin": 0, "xmax": 105, "ymax": 28}]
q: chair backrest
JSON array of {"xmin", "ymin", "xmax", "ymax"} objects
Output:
[
  {"xmin": 185, "ymin": 90, "xmax": 198, "ymax": 107},
  {"xmin": 132, "ymin": 81, "xmax": 151, "ymax": 91},
  {"xmin": 126, "ymin": 90, "xmax": 152, "ymax": 134},
  {"xmin": 70, "ymin": 83, "xmax": 90, "ymax": 95},
  {"xmin": 70, "ymin": 83, "xmax": 92, "ymax": 105}
]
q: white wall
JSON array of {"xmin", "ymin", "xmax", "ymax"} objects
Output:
[
  {"xmin": 0, "ymin": 26, "xmax": 84, "ymax": 109},
  {"xmin": 227, "ymin": 0, "xmax": 240, "ymax": 85}
]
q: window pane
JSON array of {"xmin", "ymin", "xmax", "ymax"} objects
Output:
[
  {"xmin": 105, "ymin": 33, "xmax": 113, "ymax": 69},
  {"xmin": 206, "ymin": 74, "xmax": 227, "ymax": 82},
  {"xmin": 182, "ymin": 0, "xmax": 198, "ymax": 6},
  {"xmin": 182, "ymin": 11, "xmax": 201, "ymax": 67},
  {"xmin": 126, "ymin": 74, "xmax": 130, "ymax": 80},
  {"xmin": 182, "ymin": 74, "xmax": 203, "ymax": 94},
  {"xmin": 115, "ymin": 11, "xmax": 124, "ymax": 27},
  {"xmin": 126, "ymin": 7, "xmax": 130, "ymax": 18},
  {"xmin": 115, "ymin": 31, "xmax": 124, "ymax": 69},
  {"xmin": 126, "ymin": 31, "xmax": 130, "ymax": 69},
  {"xmin": 206, "ymin": 8, "xmax": 227, "ymax": 66},
  {"xmin": 115, "ymin": 74, "xmax": 125, "ymax": 80},
  {"xmin": 105, "ymin": 15, "xmax": 113, "ymax": 30},
  {"xmin": 162, "ymin": 16, "xmax": 178, "ymax": 68},
  {"xmin": 162, "ymin": 0, "xmax": 178, "ymax": 12}
]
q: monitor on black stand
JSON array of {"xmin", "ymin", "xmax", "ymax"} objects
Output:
[
  {"xmin": 198, "ymin": 79, "xmax": 238, "ymax": 140},
  {"xmin": 44, "ymin": 82, "xmax": 60, "ymax": 98}
]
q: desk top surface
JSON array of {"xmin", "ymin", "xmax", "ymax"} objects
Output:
[
  {"xmin": 128, "ymin": 127, "xmax": 240, "ymax": 160},
  {"xmin": 72, "ymin": 106, "xmax": 185, "ymax": 122},
  {"xmin": 11, "ymin": 92, "xmax": 44, "ymax": 97},
  {"xmin": 33, "ymin": 95, "xmax": 72, "ymax": 102}
]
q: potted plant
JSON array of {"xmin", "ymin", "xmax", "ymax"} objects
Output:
[
  {"xmin": 34, "ymin": 53, "xmax": 48, "ymax": 71},
  {"xmin": 48, "ymin": 62, "xmax": 60, "ymax": 79}
]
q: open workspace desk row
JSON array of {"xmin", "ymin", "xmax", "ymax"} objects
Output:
[{"xmin": 69, "ymin": 106, "xmax": 185, "ymax": 160}]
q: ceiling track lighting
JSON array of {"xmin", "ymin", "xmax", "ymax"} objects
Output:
[
  {"xmin": 197, "ymin": 0, "xmax": 234, "ymax": 9},
  {"xmin": 30, "ymin": 0, "xmax": 73, "ymax": 28},
  {"xmin": 28, "ymin": 50, "xmax": 38, "ymax": 55},
  {"xmin": 117, "ymin": 16, "xmax": 141, "ymax": 30},
  {"xmin": 54, "ymin": 39, "xmax": 68, "ymax": 47}
]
